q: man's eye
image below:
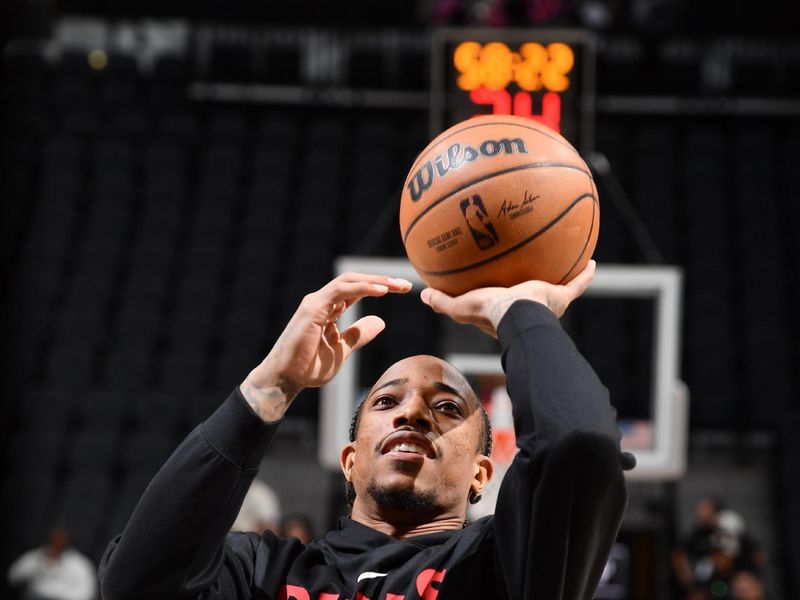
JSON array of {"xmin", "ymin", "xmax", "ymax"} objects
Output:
[
  {"xmin": 436, "ymin": 401, "xmax": 462, "ymax": 415},
  {"xmin": 374, "ymin": 396, "xmax": 396, "ymax": 408}
]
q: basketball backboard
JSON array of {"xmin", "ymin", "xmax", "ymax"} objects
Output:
[{"xmin": 320, "ymin": 256, "xmax": 687, "ymax": 480}]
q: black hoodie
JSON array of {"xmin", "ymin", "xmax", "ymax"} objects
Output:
[{"xmin": 99, "ymin": 300, "xmax": 630, "ymax": 600}]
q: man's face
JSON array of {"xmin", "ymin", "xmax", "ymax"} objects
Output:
[
  {"xmin": 695, "ymin": 498, "xmax": 717, "ymax": 528},
  {"xmin": 341, "ymin": 355, "xmax": 491, "ymax": 519},
  {"xmin": 46, "ymin": 528, "xmax": 69, "ymax": 558}
]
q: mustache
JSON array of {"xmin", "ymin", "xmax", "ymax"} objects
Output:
[{"xmin": 374, "ymin": 425, "xmax": 432, "ymax": 454}]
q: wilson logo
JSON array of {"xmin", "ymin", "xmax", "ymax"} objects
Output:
[{"xmin": 407, "ymin": 138, "xmax": 528, "ymax": 202}]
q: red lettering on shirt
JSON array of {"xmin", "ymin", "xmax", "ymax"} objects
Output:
[
  {"xmin": 415, "ymin": 568, "xmax": 446, "ymax": 600},
  {"xmin": 278, "ymin": 567, "xmax": 445, "ymax": 600},
  {"xmin": 280, "ymin": 585, "xmax": 311, "ymax": 600}
]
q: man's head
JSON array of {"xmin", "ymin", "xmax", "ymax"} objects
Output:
[
  {"xmin": 45, "ymin": 527, "xmax": 70, "ymax": 559},
  {"xmin": 340, "ymin": 355, "xmax": 493, "ymax": 522},
  {"xmin": 694, "ymin": 496, "xmax": 724, "ymax": 529}
]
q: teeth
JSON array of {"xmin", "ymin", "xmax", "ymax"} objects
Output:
[{"xmin": 393, "ymin": 442, "xmax": 425, "ymax": 454}]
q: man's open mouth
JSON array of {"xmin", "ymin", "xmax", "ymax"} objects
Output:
[{"xmin": 380, "ymin": 431, "xmax": 436, "ymax": 458}]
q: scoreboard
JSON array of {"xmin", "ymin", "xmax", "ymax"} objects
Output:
[{"xmin": 430, "ymin": 28, "xmax": 597, "ymax": 154}]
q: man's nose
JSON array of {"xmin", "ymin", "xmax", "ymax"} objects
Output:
[{"xmin": 393, "ymin": 393, "xmax": 432, "ymax": 430}]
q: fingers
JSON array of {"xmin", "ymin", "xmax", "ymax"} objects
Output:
[
  {"xmin": 419, "ymin": 287, "xmax": 461, "ymax": 317},
  {"xmin": 563, "ymin": 259, "xmax": 596, "ymax": 301},
  {"xmin": 331, "ymin": 272, "xmax": 413, "ymax": 295},
  {"xmin": 316, "ymin": 275, "xmax": 413, "ymax": 309},
  {"xmin": 340, "ymin": 315, "xmax": 386, "ymax": 354},
  {"xmin": 323, "ymin": 322, "xmax": 340, "ymax": 346}
]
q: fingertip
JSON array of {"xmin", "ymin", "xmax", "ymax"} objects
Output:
[
  {"xmin": 388, "ymin": 277, "xmax": 413, "ymax": 291},
  {"xmin": 371, "ymin": 283, "xmax": 389, "ymax": 293},
  {"xmin": 420, "ymin": 288, "xmax": 432, "ymax": 305},
  {"xmin": 362, "ymin": 314, "xmax": 386, "ymax": 335}
]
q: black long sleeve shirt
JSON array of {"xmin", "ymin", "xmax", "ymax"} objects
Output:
[{"xmin": 99, "ymin": 300, "xmax": 630, "ymax": 600}]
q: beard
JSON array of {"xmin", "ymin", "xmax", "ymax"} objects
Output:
[{"xmin": 365, "ymin": 479, "xmax": 446, "ymax": 514}]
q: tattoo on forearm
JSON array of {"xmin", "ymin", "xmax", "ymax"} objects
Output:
[{"xmin": 240, "ymin": 380, "xmax": 292, "ymax": 423}]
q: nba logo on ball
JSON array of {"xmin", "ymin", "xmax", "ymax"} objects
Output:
[
  {"xmin": 399, "ymin": 115, "xmax": 599, "ymax": 295},
  {"xmin": 460, "ymin": 195, "xmax": 499, "ymax": 250}
]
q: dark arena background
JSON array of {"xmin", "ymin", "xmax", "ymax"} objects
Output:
[{"xmin": 1, "ymin": 1, "xmax": 799, "ymax": 599}]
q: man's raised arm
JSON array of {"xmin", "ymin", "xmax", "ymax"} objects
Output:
[
  {"xmin": 421, "ymin": 260, "xmax": 631, "ymax": 600},
  {"xmin": 99, "ymin": 274, "xmax": 411, "ymax": 600}
]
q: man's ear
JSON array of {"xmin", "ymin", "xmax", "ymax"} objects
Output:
[
  {"xmin": 470, "ymin": 455, "xmax": 494, "ymax": 498},
  {"xmin": 340, "ymin": 443, "xmax": 356, "ymax": 482}
]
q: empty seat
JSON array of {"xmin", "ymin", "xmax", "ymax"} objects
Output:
[
  {"xmin": 128, "ymin": 232, "xmax": 179, "ymax": 273},
  {"xmin": 90, "ymin": 136, "xmax": 135, "ymax": 169},
  {"xmin": 114, "ymin": 306, "xmax": 160, "ymax": 350},
  {"xmin": 186, "ymin": 389, "xmax": 226, "ymax": 425},
  {"xmin": 121, "ymin": 430, "xmax": 175, "ymax": 476},
  {"xmin": 102, "ymin": 346, "xmax": 154, "ymax": 390},
  {"xmin": 159, "ymin": 348, "xmax": 210, "ymax": 391},
  {"xmin": 213, "ymin": 346, "xmax": 263, "ymax": 391},
  {"xmin": 52, "ymin": 302, "xmax": 108, "ymax": 347},
  {"xmin": 49, "ymin": 78, "xmax": 91, "ymax": 108},
  {"xmin": 74, "ymin": 386, "xmax": 131, "ymax": 433},
  {"xmin": 9, "ymin": 386, "xmax": 74, "ymax": 435},
  {"xmin": 234, "ymin": 233, "xmax": 282, "ymax": 272},
  {"xmin": 306, "ymin": 117, "xmax": 346, "ymax": 148},
  {"xmin": 158, "ymin": 110, "xmax": 199, "ymax": 140},
  {"xmin": 5, "ymin": 430, "xmax": 65, "ymax": 475},
  {"xmin": 1, "ymin": 472, "xmax": 56, "ymax": 552},
  {"xmin": 120, "ymin": 266, "xmax": 172, "ymax": 308},
  {"xmin": 144, "ymin": 139, "xmax": 189, "ymax": 176},
  {"xmin": 255, "ymin": 113, "xmax": 298, "ymax": 145},
  {"xmin": 206, "ymin": 112, "xmax": 248, "ymax": 141},
  {"xmin": 98, "ymin": 77, "xmax": 139, "ymax": 108},
  {"xmin": 130, "ymin": 389, "xmax": 186, "ymax": 435},
  {"xmin": 241, "ymin": 182, "xmax": 290, "ymax": 243},
  {"xmin": 62, "ymin": 269, "xmax": 116, "ymax": 313},
  {"xmin": 172, "ymin": 271, "xmax": 221, "ymax": 314},
  {"xmin": 59, "ymin": 107, "xmax": 100, "ymax": 136},
  {"xmin": 226, "ymin": 272, "xmax": 276, "ymax": 315},
  {"xmin": 164, "ymin": 303, "xmax": 216, "ymax": 350},
  {"xmin": 180, "ymin": 240, "xmax": 228, "ymax": 275},
  {"xmin": 191, "ymin": 196, "xmax": 236, "ymax": 239},
  {"xmin": 66, "ymin": 430, "xmax": 119, "ymax": 476},
  {"xmin": 44, "ymin": 342, "xmax": 96, "ymax": 386},
  {"xmin": 41, "ymin": 134, "xmax": 85, "ymax": 169},
  {"xmin": 219, "ymin": 305, "xmax": 270, "ymax": 349},
  {"xmin": 109, "ymin": 107, "xmax": 151, "ymax": 140},
  {"xmin": 152, "ymin": 54, "xmax": 190, "ymax": 83},
  {"xmin": 72, "ymin": 234, "xmax": 125, "ymax": 283}
]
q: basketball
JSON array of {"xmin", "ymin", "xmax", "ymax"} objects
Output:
[{"xmin": 399, "ymin": 114, "xmax": 599, "ymax": 296}]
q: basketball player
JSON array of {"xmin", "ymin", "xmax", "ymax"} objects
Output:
[{"xmin": 99, "ymin": 262, "xmax": 633, "ymax": 600}]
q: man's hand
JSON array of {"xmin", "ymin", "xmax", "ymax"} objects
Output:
[
  {"xmin": 240, "ymin": 273, "xmax": 412, "ymax": 422},
  {"xmin": 420, "ymin": 260, "xmax": 596, "ymax": 338}
]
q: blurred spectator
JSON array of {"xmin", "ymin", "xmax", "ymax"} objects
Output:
[
  {"xmin": 672, "ymin": 496, "xmax": 725, "ymax": 592},
  {"xmin": 672, "ymin": 500, "xmax": 768, "ymax": 600},
  {"xmin": 230, "ymin": 479, "xmax": 281, "ymax": 535},
  {"xmin": 281, "ymin": 515, "xmax": 315, "ymax": 544},
  {"xmin": 7, "ymin": 527, "xmax": 97, "ymax": 600}
]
